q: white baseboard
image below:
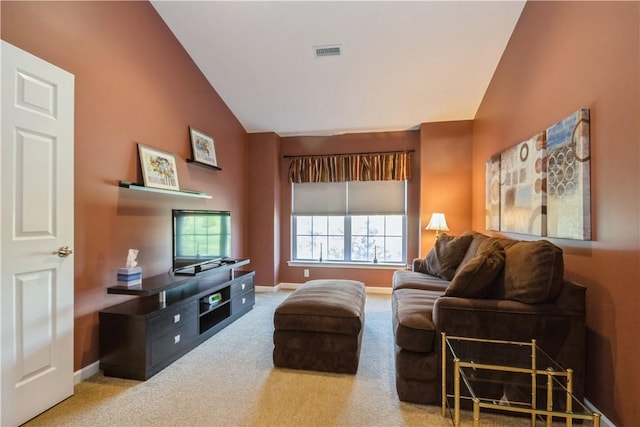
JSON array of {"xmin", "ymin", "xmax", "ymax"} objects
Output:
[
  {"xmin": 74, "ymin": 360, "xmax": 100, "ymax": 384},
  {"xmin": 260, "ymin": 282, "xmax": 392, "ymax": 295},
  {"xmin": 365, "ymin": 286, "xmax": 392, "ymax": 295},
  {"xmin": 584, "ymin": 398, "xmax": 615, "ymax": 427},
  {"xmin": 278, "ymin": 282, "xmax": 301, "ymax": 290},
  {"xmin": 255, "ymin": 285, "xmax": 280, "ymax": 293}
]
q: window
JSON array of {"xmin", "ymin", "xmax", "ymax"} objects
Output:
[
  {"xmin": 351, "ymin": 215, "xmax": 404, "ymax": 262},
  {"xmin": 293, "ymin": 216, "xmax": 344, "ymax": 261},
  {"xmin": 291, "ymin": 181, "xmax": 406, "ymax": 264}
]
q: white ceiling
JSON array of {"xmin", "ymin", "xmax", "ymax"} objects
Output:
[{"xmin": 151, "ymin": 1, "xmax": 526, "ymax": 136}]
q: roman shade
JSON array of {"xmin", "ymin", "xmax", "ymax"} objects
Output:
[{"xmin": 292, "ymin": 180, "xmax": 406, "ymax": 216}]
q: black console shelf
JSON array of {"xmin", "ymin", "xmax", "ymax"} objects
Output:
[
  {"xmin": 100, "ymin": 260, "xmax": 255, "ymax": 380},
  {"xmin": 107, "ymin": 259, "xmax": 250, "ymax": 297}
]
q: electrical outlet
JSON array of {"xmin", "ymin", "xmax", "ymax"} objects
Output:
[{"xmin": 303, "ymin": 269, "xmax": 309, "ymax": 278}]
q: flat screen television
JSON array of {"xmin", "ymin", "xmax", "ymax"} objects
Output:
[{"xmin": 172, "ymin": 209, "xmax": 231, "ymax": 275}]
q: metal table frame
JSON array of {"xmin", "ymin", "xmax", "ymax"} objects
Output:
[{"xmin": 441, "ymin": 333, "xmax": 601, "ymax": 427}]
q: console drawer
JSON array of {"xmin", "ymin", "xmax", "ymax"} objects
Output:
[
  {"xmin": 149, "ymin": 302, "xmax": 197, "ymax": 339},
  {"xmin": 232, "ymin": 291, "xmax": 255, "ymax": 315},
  {"xmin": 150, "ymin": 322, "xmax": 198, "ymax": 365},
  {"xmin": 230, "ymin": 276, "xmax": 254, "ymax": 298}
]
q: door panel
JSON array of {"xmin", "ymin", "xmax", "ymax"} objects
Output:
[
  {"xmin": 15, "ymin": 269, "xmax": 55, "ymax": 383},
  {"xmin": 16, "ymin": 68, "xmax": 59, "ymax": 118},
  {"xmin": 15, "ymin": 129, "xmax": 55, "ymax": 237}
]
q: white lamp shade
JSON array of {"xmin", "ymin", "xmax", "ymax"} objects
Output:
[{"xmin": 425, "ymin": 213, "xmax": 449, "ymax": 232}]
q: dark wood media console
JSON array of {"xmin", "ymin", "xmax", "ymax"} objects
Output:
[{"xmin": 99, "ymin": 259, "xmax": 254, "ymax": 380}]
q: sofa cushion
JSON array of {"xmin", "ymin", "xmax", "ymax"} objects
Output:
[
  {"xmin": 392, "ymin": 288, "xmax": 440, "ymax": 353},
  {"xmin": 392, "ymin": 269, "xmax": 450, "ymax": 292},
  {"xmin": 445, "ymin": 239, "xmax": 505, "ymax": 298},
  {"xmin": 273, "ymin": 279, "xmax": 365, "ymax": 335},
  {"xmin": 418, "ymin": 233, "xmax": 473, "ymax": 281},
  {"xmin": 492, "ymin": 240, "xmax": 564, "ymax": 304},
  {"xmin": 455, "ymin": 231, "xmax": 491, "ymax": 275}
]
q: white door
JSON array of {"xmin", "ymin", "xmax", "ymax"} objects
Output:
[{"xmin": 0, "ymin": 41, "xmax": 75, "ymax": 426}]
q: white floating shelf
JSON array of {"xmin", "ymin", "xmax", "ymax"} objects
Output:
[{"xmin": 118, "ymin": 181, "xmax": 212, "ymax": 199}]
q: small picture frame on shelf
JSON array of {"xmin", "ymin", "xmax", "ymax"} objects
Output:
[
  {"xmin": 137, "ymin": 143, "xmax": 180, "ymax": 191},
  {"xmin": 189, "ymin": 126, "xmax": 218, "ymax": 167}
]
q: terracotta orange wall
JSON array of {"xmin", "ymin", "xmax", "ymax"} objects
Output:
[
  {"xmin": 1, "ymin": 1, "xmax": 249, "ymax": 370},
  {"xmin": 419, "ymin": 121, "xmax": 473, "ymax": 257},
  {"xmin": 278, "ymin": 131, "xmax": 421, "ymax": 287},
  {"xmin": 248, "ymin": 132, "xmax": 281, "ymax": 286},
  {"xmin": 472, "ymin": 2, "xmax": 639, "ymax": 425}
]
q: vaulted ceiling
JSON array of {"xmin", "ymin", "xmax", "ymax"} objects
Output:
[{"xmin": 151, "ymin": 1, "xmax": 526, "ymax": 136}]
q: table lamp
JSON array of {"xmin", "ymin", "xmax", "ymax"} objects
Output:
[{"xmin": 425, "ymin": 213, "xmax": 449, "ymax": 239}]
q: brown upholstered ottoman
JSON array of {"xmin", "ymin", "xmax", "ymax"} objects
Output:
[{"xmin": 273, "ymin": 279, "xmax": 366, "ymax": 374}]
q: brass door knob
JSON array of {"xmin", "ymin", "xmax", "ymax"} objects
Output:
[{"xmin": 53, "ymin": 246, "xmax": 74, "ymax": 257}]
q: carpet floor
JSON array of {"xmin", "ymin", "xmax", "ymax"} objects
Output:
[{"xmin": 24, "ymin": 291, "xmax": 536, "ymax": 426}]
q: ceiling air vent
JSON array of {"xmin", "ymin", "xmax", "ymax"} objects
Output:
[{"xmin": 314, "ymin": 45, "xmax": 341, "ymax": 58}]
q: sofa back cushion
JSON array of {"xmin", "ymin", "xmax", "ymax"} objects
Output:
[
  {"xmin": 490, "ymin": 239, "xmax": 564, "ymax": 304},
  {"xmin": 445, "ymin": 239, "xmax": 505, "ymax": 298},
  {"xmin": 417, "ymin": 233, "xmax": 473, "ymax": 281},
  {"xmin": 455, "ymin": 231, "xmax": 490, "ymax": 275}
]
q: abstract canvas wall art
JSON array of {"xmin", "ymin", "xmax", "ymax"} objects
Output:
[
  {"xmin": 499, "ymin": 132, "xmax": 547, "ymax": 236},
  {"xmin": 485, "ymin": 155, "xmax": 501, "ymax": 231},
  {"xmin": 545, "ymin": 108, "xmax": 591, "ymax": 240},
  {"xmin": 485, "ymin": 108, "xmax": 591, "ymax": 240}
]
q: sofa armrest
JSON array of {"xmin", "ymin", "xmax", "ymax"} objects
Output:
[
  {"xmin": 554, "ymin": 279, "xmax": 586, "ymax": 312},
  {"xmin": 433, "ymin": 295, "xmax": 585, "ymax": 400},
  {"xmin": 433, "ymin": 296, "xmax": 583, "ymax": 341}
]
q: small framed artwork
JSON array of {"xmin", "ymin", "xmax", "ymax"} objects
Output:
[
  {"xmin": 137, "ymin": 144, "xmax": 180, "ymax": 191},
  {"xmin": 189, "ymin": 126, "xmax": 218, "ymax": 167}
]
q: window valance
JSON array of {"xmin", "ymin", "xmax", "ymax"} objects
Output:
[{"xmin": 287, "ymin": 151, "xmax": 412, "ymax": 183}]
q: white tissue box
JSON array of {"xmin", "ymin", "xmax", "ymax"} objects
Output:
[
  {"xmin": 117, "ymin": 267, "xmax": 142, "ymax": 285},
  {"xmin": 117, "ymin": 278, "xmax": 142, "ymax": 287}
]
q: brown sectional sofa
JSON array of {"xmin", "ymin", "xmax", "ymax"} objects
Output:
[{"xmin": 392, "ymin": 231, "xmax": 586, "ymax": 406}]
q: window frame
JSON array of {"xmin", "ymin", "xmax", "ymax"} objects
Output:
[{"xmin": 291, "ymin": 214, "xmax": 407, "ymax": 265}]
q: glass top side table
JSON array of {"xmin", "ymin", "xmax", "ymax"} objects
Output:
[{"xmin": 441, "ymin": 333, "xmax": 601, "ymax": 427}]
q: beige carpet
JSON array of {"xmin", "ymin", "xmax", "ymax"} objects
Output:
[{"xmin": 24, "ymin": 291, "xmax": 533, "ymax": 427}]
